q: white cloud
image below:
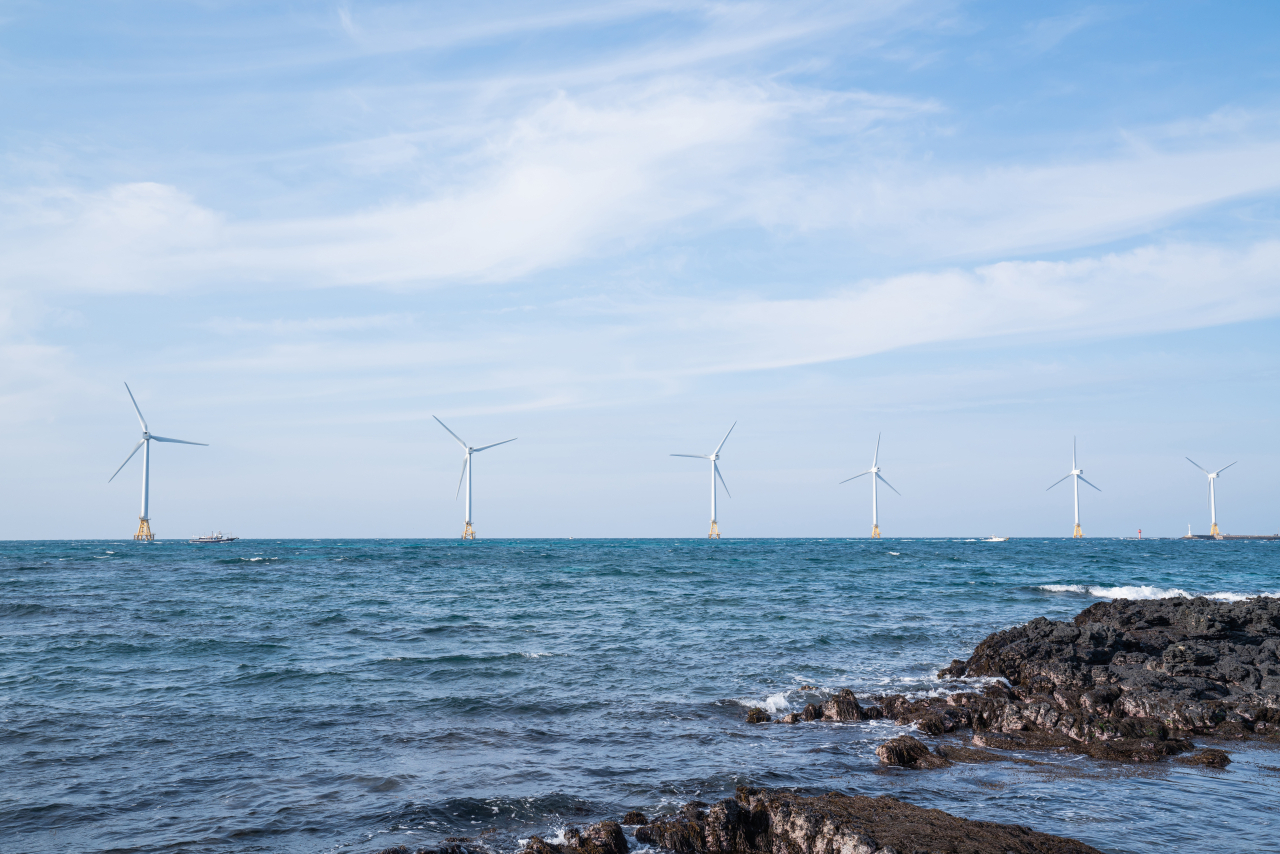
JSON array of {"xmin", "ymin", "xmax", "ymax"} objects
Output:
[
  {"xmin": 165, "ymin": 239, "xmax": 1280, "ymax": 401},
  {"xmin": 8, "ymin": 92, "xmax": 1280, "ymax": 298}
]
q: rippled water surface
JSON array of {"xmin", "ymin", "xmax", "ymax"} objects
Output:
[{"xmin": 2, "ymin": 538, "xmax": 1278, "ymax": 854}]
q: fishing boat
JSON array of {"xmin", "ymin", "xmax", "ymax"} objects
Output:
[
  {"xmin": 983, "ymin": 536, "xmax": 1009, "ymax": 542},
  {"xmin": 189, "ymin": 531, "xmax": 238, "ymax": 543}
]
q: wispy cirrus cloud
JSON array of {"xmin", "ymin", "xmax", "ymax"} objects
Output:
[{"xmin": 6, "ymin": 95, "xmax": 1280, "ymax": 296}]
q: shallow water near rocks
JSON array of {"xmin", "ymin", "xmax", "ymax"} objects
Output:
[{"xmin": 2, "ymin": 538, "xmax": 1278, "ymax": 854}]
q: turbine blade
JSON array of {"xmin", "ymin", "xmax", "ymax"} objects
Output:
[
  {"xmin": 1046, "ymin": 473, "xmax": 1072, "ymax": 490},
  {"xmin": 434, "ymin": 416, "xmax": 468, "ymax": 449},
  {"xmin": 714, "ymin": 461, "xmax": 731, "ymax": 498},
  {"xmin": 109, "ymin": 439, "xmax": 145, "ymax": 483},
  {"xmin": 876, "ymin": 472, "xmax": 901, "ymax": 496},
  {"xmin": 471, "ymin": 438, "xmax": 516, "ymax": 453},
  {"xmin": 840, "ymin": 471, "xmax": 871, "ymax": 484},
  {"xmin": 455, "ymin": 456, "xmax": 469, "ymax": 500},
  {"xmin": 149, "ymin": 435, "xmax": 208, "ymax": 446},
  {"xmin": 123, "ymin": 382, "xmax": 148, "ymax": 432},
  {"xmin": 1186, "ymin": 457, "xmax": 1210, "ymax": 474},
  {"xmin": 713, "ymin": 422, "xmax": 736, "ymax": 455},
  {"xmin": 1215, "ymin": 461, "xmax": 1237, "ymax": 476},
  {"xmin": 671, "ymin": 454, "xmax": 712, "ymax": 459},
  {"xmin": 1078, "ymin": 475, "xmax": 1101, "ymax": 492},
  {"xmin": 872, "ymin": 433, "xmax": 881, "ymax": 467}
]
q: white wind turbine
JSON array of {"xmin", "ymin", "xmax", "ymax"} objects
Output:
[
  {"xmin": 672, "ymin": 422, "xmax": 735, "ymax": 539},
  {"xmin": 840, "ymin": 433, "xmax": 899, "ymax": 538},
  {"xmin": 108, "ymin": 383, "xmax": 207, "ymax": 541},
  {"xmin": 1186, "ymin": 457, "xmax": 1235, "ymax": 538},
  {"xmin": 1046, "ymin": 437, "xmax": 1100, "ymax": 538},
  {"xmin": 434, "ymin": 416, "xmax": 516, "ymax": 540}
]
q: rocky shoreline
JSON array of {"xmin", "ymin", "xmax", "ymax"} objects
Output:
[
  {"xmin": 373, "ymin": 596, "xmax": 1279, "ymax": 854},
  {"xmin": 377, "ymin": 787, "xmax": 1105, "ymax": 854},
  {"xmin": 754, "ymin": 595, "xmax": 1280, "ymax": 766}
]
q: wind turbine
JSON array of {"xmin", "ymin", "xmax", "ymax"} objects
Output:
[
  {"xmin": 840, "ymin": 433, "xmax": 899, "ymax": 538},
  {"xmin": 1186, "ymin": 457, "xmax": 1235, "ymax": 538},
  {"xmin": 1046, "ymin": 437, "xmax": 1100, "ymax": 538},
  {"xmin": 434, "ymin": 416, "xmax": 516, "ymax": 539},
  {"xmin": 109, "ymin": 383, "xmax": 207, "ymax": 541},
  {"xmin": 672, "ymin": 422, "xmax": 735, "ymax": 539}
]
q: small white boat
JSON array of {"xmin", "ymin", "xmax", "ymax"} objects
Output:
[
  {"xmin": 189, "ymin": 531, "xmax": 238, "ymax": 543},
  {"xmin": 983, "ymin": 536, "xmax": 1010, "ymax": 542}
]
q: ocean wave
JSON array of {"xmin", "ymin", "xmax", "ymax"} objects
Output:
[
  {"xmin": 1036, "ymin": 584, "xmax": 1280, "ymax": 601},
  {"xmin": 732, "ymin": 691, "xmax": 794, "ymax": 713}
]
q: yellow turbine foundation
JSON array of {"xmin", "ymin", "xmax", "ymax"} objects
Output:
[
  {"xmin": 1210, "ymin": 522, "xmax": 1221, "ymax": 539},
  {"xmin": 871, "ymin": 524, "xmax": 880, "ymax": 539},
  {"xmin": 134, "ymin": 518, "xmax": 154, "ymax": 542},
  {"xmin": 462, "ymin": 522, "xmax": 476, "ymax": 540},
  {"xmin": 709, "ymin": 521, "xmax": 720, "ymax": 539},
  {"xmin": 1073, "ymin": 524, "xmax": 1083, "ymax": 538}
]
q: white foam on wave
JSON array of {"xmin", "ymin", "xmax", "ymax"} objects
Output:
[
  {"xmin": 1037, "ymin": 584, "xmax": 1280, "ymax": 602},
  {"xmin": 1090, "ymin": 584, "xmax": 1195, "ymax": 600},
  {"xmin": 734, "ymin": 691, "xmax": 794, "ymax": 713}
]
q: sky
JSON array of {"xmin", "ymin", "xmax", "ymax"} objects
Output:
[{"xmin": 1, "ymin": 0, "xmax": 1278, "ymax": 539}]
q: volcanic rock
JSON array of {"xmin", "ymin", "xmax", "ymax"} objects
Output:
[
  {"xmin": 622, "ymin": 811, "xmax": 649, "ymax": 826},
  {"xmin": 374, "ymin": 845, "xmax": 480, "ymax": 854},
  {"xmin": 1176, "ymin": 748, "xmax": 1232, "ymax": 768},
  {"xmin": 820, "ymin": 689, "xmax": 865, "ymax": 722},
  {"xmin": 634, "ymin": 786, "xmax": 1103, "ymax": 854},
  {"xmin": 519, "ymin": 821, "xmax": 628, "ymax": 854},
  {"xmin": 863, "ymin": 596, "xmax": 1280, "ymax": 762},
  {"xmin": 874, "ymin": 735, "xmax": 951, "ymax": 769},
  {"xmin": 745, "ymin": 707, "xmax": 771, "ymax": 724}
]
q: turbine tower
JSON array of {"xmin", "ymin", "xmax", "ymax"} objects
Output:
[
  {"xmin": 672, "ymin": 422, "xmax": 735, "ymax": 539},
  {"xmin": 840, "ymin": 433, "xmax": 899, "ymax": 538},
  {"xmin": 109, "ymin": 383, "xmax": 207, "ymax": 541},
  {"xmin": 1186, "ymin": 457, "xmax": 1235, "ymax": 538},
  {"xmin": 1046, "ymin": 437, "xmax": 1100, "ymax": 538},
  {"xmin": 434, "ymin": 416, "xmax": 516, "ymax": 540}
]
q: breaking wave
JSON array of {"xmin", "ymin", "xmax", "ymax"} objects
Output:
[{"xmin": 1036, "ymin": 583, "xmax": 1280, "ymax": 601}]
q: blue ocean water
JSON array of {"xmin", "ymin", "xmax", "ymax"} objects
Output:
[{"xmin": 2, "ymin": 538, "xmax": 1278, "ymax": 854}]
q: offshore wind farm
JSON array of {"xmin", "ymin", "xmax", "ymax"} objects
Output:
[
  {"xmin": 7, "ymin": 6, "xmax": 1280, "ymax": 854},
  {"xmin": 97, "ymin": 397, "xmax": 1275, "ymax": 540}
]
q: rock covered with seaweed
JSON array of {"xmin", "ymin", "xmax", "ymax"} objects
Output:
[{"xmin": 634, "ymin": 786, "xmax": 1103, "ymax": 854}]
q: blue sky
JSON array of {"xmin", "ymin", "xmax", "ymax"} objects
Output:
[{"xmin": 2, "ymin": 0, "xmax": 1278, "ymax": 538}]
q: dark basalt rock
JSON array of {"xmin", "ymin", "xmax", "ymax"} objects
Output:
[
  {"xmin": 634, "ymin": 786, "xmax": 1104, "ymax": 854},
  {"xmin": 861, "ymin": 597, "xmax": 1280, "ymax": 764},
  {"xmin": 518, "ymin": 821, "xmax": 628, "ymax": 854},
  {"xmin": 1177, "ymin": 748, "xmax": 1232, "ymax": 768},
  {"xmin": 622, "ymin": 811, "xmax": 649, "ymax": 826},
  {"xmin": 821, "ymin": 688, "xmax": 865, "ymax": 722},
  {"xmin": 745, "ymin": 707, "xmax": 771, "ymax": 724},
  {"xmin": 874, "ymin": 735, "xmax": 951, "ymax": 769},
  {"xmin": 374, "ymin": 846, "xmax": 479, "ymax": 854}
]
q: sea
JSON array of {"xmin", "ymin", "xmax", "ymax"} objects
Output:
[{"xmin": 2, "ymin": 538, "xmax": 1278, "ymax": 854}]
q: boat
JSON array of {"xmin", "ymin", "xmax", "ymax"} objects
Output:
[
  {"xmin": 189, "ymin": 531, "xmax": 238, "ymax": 543},
  {"xmin": 982, "ymin": 537, "xmax": 1009, "ymax": 542}
]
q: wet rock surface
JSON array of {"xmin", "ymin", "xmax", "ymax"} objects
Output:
[
  {"xmin": 874, "ymin": 735, "xmax": 951, "ymax": 769},
  {"xmin": 374, "ymin": 844, "xmax": 485, "ymax": 854},
  {"xmin": 842, "ymin": 597, "xmax": 1280, "ymax": 764},
  {"xmin": 634, "ymin": 786, "xmax": 1103, "ymax": 854},
  {"xmin": 519, "ymin": 821, "xmax": 629, "ymax": 854}
]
